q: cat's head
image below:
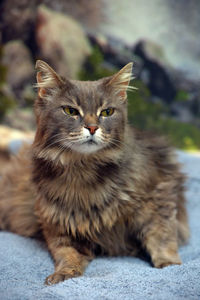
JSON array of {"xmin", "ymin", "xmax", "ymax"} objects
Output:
[{"xmin": 34, "ymin": 60, "xmax": 133, "ymax": 156}]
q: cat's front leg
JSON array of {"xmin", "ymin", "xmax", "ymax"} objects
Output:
[
  {"xmin": 43, "ymin": 227, "xmax": 93, "ymax": 285},
  {"xmin": 138, "ymin": 214, "xmax": 182, "ymax": 268}
]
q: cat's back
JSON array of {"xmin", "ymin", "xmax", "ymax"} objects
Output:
[
  {"xmin": 0, "ymin": 143, "xmax": 39, "ymax": 236},
  {"xmin": 0, "ymin": 143, "xmax": 33, "ymax": 186}
]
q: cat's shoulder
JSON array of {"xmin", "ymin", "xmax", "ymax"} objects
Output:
[{"xmin": 129, "ymin": 126, "xmax": 177, "ymax": 164}]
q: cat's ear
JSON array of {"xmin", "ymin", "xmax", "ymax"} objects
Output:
[
  {"xmin": 35, "ymin": 60, "xmax": 65, "ymax": 98},
  {"xmin": 106, "ymin": 62, "xmax": 134, "ymax": 100}
]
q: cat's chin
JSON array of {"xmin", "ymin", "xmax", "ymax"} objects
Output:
[{"xmin": 71, "ymin": 141, "xmax": 105, "ymax": 154}]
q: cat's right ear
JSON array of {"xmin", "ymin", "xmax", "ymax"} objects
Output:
[{"xmin": 35, "ymin": 60, "xmax": 65, "ymax": 98}]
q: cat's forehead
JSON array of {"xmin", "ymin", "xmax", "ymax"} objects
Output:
[{"xmin": 63, "ymin": 79, "xmax": 112, "ymax": 111}]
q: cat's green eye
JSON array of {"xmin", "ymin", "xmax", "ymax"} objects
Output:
[
  {"xmin": 101, "ymin": 108, "xmax": 114, "ymax": 117},
  {"xmin": 63, "ymin": 106, "xmax": 79, "ymax": 116}
]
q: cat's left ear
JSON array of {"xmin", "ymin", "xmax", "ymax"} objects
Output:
[
  {"xmin": 106, "ymin": 62, "xmax": 134, "ymax": 101},
  {"xmin": 35, "ymin": 60, "xmax": 65, "ymax": 98}
]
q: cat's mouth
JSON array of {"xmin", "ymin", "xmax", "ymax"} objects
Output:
[
  {"xmin": 66, "ymin": 128, "xmax": 107, "ymax": 154},
  {"xmin": 70, "ymin": 136, "xmax": 104, "ymax": 154},
  {"xmin": 83, "ymin": 139, "xmax": 98, "ymax": 145}
]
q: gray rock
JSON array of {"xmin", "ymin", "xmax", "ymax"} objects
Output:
[
  {"xmin": 134, "ymin": 40, "xmax": 176, "ymax": 103},
  {"xmin": 42, "ymin": 0, "xmax": 104, "ymax": 30},
  {"xmin": 36, "ymin": 5, "xmax": 92, "ymax": 79},
  {"xmin": 2, "ymin": 40, "xmax": 35, "ymax": 101}
]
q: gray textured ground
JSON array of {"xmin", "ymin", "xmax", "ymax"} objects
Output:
[{"xmin": 0, "ymin": 151, "xmax": 200, "ymax": 300}]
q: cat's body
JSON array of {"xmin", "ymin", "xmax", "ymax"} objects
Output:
[{"xmin": 0, "ymin": 61, "xmax": 189, "ymax": 284}]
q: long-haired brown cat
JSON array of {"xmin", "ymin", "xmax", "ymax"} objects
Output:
[{"xmin": 0, "ymin": 60, "xmax": 189, "ymax": 285}]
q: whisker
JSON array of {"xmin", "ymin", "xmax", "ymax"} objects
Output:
[
  {"xmin": 43, "ymin": 135, "xmax": 80, "ymax": 151},
  {"xmin": 108, "ymin": 138, "xmax": 133, "ymax": 150},
  {"xmin": 55, "ymin": 143, "xmax": 72, "ymax": 161},
  {"xmin": 43, "ymin": 133, "xmax": 66, "ymax": 148},
  {"xmin": 69, "ymin": 132, "xmax": 82, "ymax": 137}
]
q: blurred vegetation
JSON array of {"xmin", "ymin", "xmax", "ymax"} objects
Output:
[
  {"xmin": 127, "ymin": 82, "xmax": 200, "ymax": 151},
  {"xmin": 79, "ymin": 46, "xmax": 200, "ymax": 151},
  {"xmin": 174, "ymin": 90, "xmax": 190, "ymax": 102},
  {"xmin": 79, "ymin": 45, "xmax": 117, "ymax": 80},
  {"xmin": 0, "ymin": 46, "xmax": 16, "ymax": 120}
]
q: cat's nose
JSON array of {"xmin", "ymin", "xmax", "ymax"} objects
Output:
[{"xmin": 85, "ymin": 125, "xmax": 99, "ymax": 135}]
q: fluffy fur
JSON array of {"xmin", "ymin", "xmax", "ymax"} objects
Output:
[{"xmin": 0, "ymin": 61, "xmax": 189, "ymax": 285}]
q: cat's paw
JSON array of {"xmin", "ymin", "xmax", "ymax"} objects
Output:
[
  {"xmin": 153, "ymin": 255, "xmax": 182, "ymax": 268},
  {"xmin": 45, "ymin": 270, "xmax": 82, "ymax": 285}
]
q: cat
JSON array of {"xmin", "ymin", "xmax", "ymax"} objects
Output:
[{"xmin": 0, "ymin": 60, "xmax": 189, "ymax": 285}]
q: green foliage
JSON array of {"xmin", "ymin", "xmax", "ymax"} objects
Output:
[
  {"xmin": 175, "ymin": 90, "xmax": 189, "ymax": 102},
  {"xmin": 128, "ymin": 80, "xmax": 167, "ymax": 129},
  {"xmin": 0, "ymin": 46, "xmax": 16, "ymax": 120},
  {"xmin": 152, "ymin": 118, "xmax": 200, "ymax": 150},
  {"xmin": 128, "ymin": 84, "xmax": 200, "ymax": 150},
  {"xmin": 22, "ymin": 85, "xmax": 36, "ymax": 107},
  {"xmin": 79, "ymin": 45, "xmax": 117, "ymax": 80},
  {"xmin": 0, "ymin": 65, "xmax": 7, "ymax": 88},
  {"xmin": 0, "ymin": 47, "xmax": 7, "ymax": 87},
  {"xmin": 0, "ymin": 91, "xmax": 16, "ymax": 121}
]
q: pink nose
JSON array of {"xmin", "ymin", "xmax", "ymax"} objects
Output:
[{"xmin": 85, "ymin": 125, "xmax": 98, "ymax": 135}]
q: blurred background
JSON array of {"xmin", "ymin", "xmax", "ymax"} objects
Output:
[{"xmin": 0, "ymin": 0, "xmax": 200, "ymax": 165}]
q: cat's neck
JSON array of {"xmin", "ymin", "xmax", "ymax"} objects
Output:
[
  {"xmin": 33, "ymin": 145, "xmax": 124, "ymax": 172},
  {"xmin": 32, "ymin": 131, "xmax": 129, "ymax": 170}
]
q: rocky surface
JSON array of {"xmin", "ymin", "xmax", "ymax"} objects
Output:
[
  {"xmin": 42, "ymin": 0, "xmax": 104, "ymax": 29},
  {"xmin": 36, "ymin": 5, "xmax": 91, "ymax": 79},
  {"xmin": 2, "ymin": 40, "xmax": 35, "ymax": 101},
  {"xmin": 133, "ymin": 40, "xmax": 176, "ymax": 104},
  {"xmin": 100, "ymin": 0, "xmax": 200, "ymax": 81}
]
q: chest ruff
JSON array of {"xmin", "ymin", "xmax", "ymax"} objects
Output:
[
  {"xmin": 32, "ymin": 153, "xmax": 139, "ymax": 255},
  {"xmin": 36, "ymin": 186, "xmax": 131, "ymax": 237}
]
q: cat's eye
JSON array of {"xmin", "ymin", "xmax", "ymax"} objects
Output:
[
  {"xmin": 100, "ymin": 108, "xmax": 114, "ymax": 117},
  {"xmin": 63, "ymin": 106, "xmax": 79, "ymax": 116}
]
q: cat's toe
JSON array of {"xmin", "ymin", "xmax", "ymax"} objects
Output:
[
  {"xmin": 45, "ymin": 270, "xmax": 82, "ymax": 285},
  {"xmin": 153, "ymin": 257, "xmax": 182, "ymax": 268},
  {"xmin": 45, "ymin": 272, "xmax": 66, "ymax": 285},
  {"xmin": 156, "ymin": 260, "xmax": 182, "ymax": 268}
]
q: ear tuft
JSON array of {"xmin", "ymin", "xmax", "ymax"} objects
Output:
[
  {"xmin": 35, "ymin": 60, "xmax": 64, "ymax": 98},
  {"xmin": 106, "ymin": 62, "xmax": 135, "ymax": 100}
]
